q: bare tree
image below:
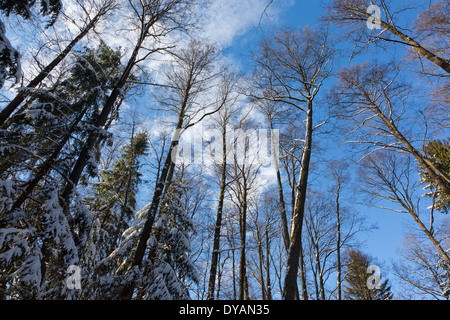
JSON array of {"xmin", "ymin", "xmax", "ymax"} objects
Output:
[
  {"xmin": 326, "ymin": 160, "xmax": 350, "ymax": 300},
  {"xmin": 303, "ymin": 192, "xmax": 335, "ymax": 300},
  {"xmin": 302, "ymin": 188, "xmax": 372, "ymax": 300},
  {"xmin": 360, "ymin": 152, "xmax": 450, "ymax": 265},
  {"xmin": 393, "ymin": 221, "xmax": 450, "ymax": 300},
  {"xmin": 247, "ymin": 187, "xmax": 281, "ymax": 300},
  {"xmin": 326, "ymin": 0, "xmax": 450, "ymax": 74},
  {"xmin": 120, "ymin": 39, "xmax": 225, "ymax": 299},
  {"xmin": 226, "ymin": 119, "xmax": 262, "ymax": 300},
  {"xmin": 411, "ymin": 1, "xmax": 450, "ymax": 130},
  {"xmin": 277, "ymin": 116, "xmax": 308, "ymax": 298},
  {"xmin": 205, "ymin": 73, "xmax": 240, "ymax": 300},
  {"xmin": 253, "ymin": 99, "xmax": 291, "ymax": 253},
  {"xmin": 329, "ymin": 62, "xmax": 450, "ymax": 198},
  {"xmin": 250, "ymin": 26, "xmax": 335, "ymax": 300}
]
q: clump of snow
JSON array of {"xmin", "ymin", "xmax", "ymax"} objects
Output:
[{"xmin": 0, "ymin": 20, "xmax": 21, "ymax": 88}]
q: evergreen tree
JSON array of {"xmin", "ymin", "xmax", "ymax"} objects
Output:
[
  {"xmin": 79, "ymin": 129, "xmax": 149, "ymax": 299},
  {"xmin": 343, "ymin": 249, "xmax": 393, "ymax": 300},
  {"xmin": 439, "ymin": 259, "xmax": 450, "ymax": 299},
  {"xmin": 1, "ymin": 41, "xmax": 123, "ymax": 187},
  {"xmin": 0, "ymin": 0, "xmax": 62, "ymax": 89},
  {"xmin": 0, "ymin": 42, "xmax": 123, "ymax": 299},
  {"xmin": 0, "ymin": 20, "xmax": 20, "ymax": 89},
  {"xmin": 420, "ymin": 138, "xmax": 450, "ymax": 214},
  {"xmin": 89, "ymin": 130, "xmax": 149, "ymax": 259},
  {"xmin": 101, "ymin": 171, "xmax": 199, "ymax": 300},
  {"xmin": 144, "ymin": 175, "xmax": 199, "ymax": 300},
  {"xmin": 0, "ymin": 0, "xmax": 62, "ymax": 25}
]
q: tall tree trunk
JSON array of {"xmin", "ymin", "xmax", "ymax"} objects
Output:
[
  {"xmin": 269, "ymin": 119, "xmax": 290, "ymax": 252},
  {"xmin": 0, "ymin": 9, "xmax": 106, "ymax": 127},
  {"xmin": 257, "ymin": 226, "xmax": 267, "ymax": 300},
  {"xmin": 317, "ymin": 255, "xmax": 325, "ymax": 300},
  {"xmin": 206, "ymin": 128, "xmax": 228, "ymax": 300},
  {"xmin": 283, "ymin": 101, "xmax": 313, "ymax": 300},
  {"xmin": 215, "ymin": 253, "xmax": 224, "ymax": 300},
  {"xmin": 377, "ymin": 20, "xmax": 450, "ymax": 74},
  {"xmin": 238, "ymin": 184, "xmax": 248, "ymax": 300},
  {"xmin": 298, "ymin": 237, "xmax": 307, "ymax": 300},
  {"xmin": 288, "ymin": 154, "xmax": 304, "ymax": 300},
  {"xmin": 244, "ymin": 273, "xmax": 249, "ymax": 300},
  {"xmin": 231, "ymin": 237, "xmax": 236, "ymax": 300},
  {"xmin": 265, "ymin": 225, "xmax": 272, "ymax": 300},
  {"xmin": 335, "ymin": 178, "xmax": 342, "ymax": 300}
]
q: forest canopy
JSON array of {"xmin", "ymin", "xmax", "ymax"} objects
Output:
[{"xmin": 0, "ymin": 0, "xmax": 448, "ymax": 301}]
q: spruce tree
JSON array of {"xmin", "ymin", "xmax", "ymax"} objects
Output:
[
  {"xmin": 343, "ymin": 249, "xmax": 393, "ymax": 300},
  {"xmin": 80, "ymin": 129, "xmax": 149, "ymax": 299},
  {"xmin": 0, "ymin": 20, "xmax": 20, "ymax": 89},
  {"xmin": 438, "ymin": 259, "xmax": 450, "ymax": 299},
  {"xmin": 88, "ymin": 130, "xmax": 149, "ymax": 259},
  {"xmin": 0, "ymin": 42, "xmax": 123, "ymax": 299},
  {"xmin": 0, "ymin": 0, "xmax": 62, "ymax": 89},
  {"xmin": 419, "ymin": 138, "xmax": 450, "ymax": 214},
  {"xmin": 145, "ymin": 175, "xmax": 199, "ymax": 300},
  {"xmin": 0, "ymin": 0, "xmax": 62, "ymax": 25},
  {"xmin": 102, "ymin": 171, "xmax": 199, "ymax": 300}
]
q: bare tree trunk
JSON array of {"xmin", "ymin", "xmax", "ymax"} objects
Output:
[
  {"xmin": 298, "ymin": 237, "xmax": 307, "ymax": 300},
  {"xmin": 250, "ymin": 25, "xmax": 333, "ymax": 302},
  {"xmin": 256, "ymin": 224, "xmax": 267, "ymax": 300},
  {"xmin": 378, "ymin": 19, "xmax": 450, "ymax": 74},
  {"xmin": 244, "ymin": 273, "xmax": 250, "ymax": 300},
  {"xmin": 269, "ymin": 119, "xmax": 290, "ymax": 252},
  {"xmin": 238, "ymin": 184, "xmax": 248, "ymax": 300},
  {"xmin": 207, "ymin": 128, "xmax": 228, "ymax": 300},
  {"xmin": 283, "ymin": 101, "xmax": 313, "ymax": 300},
  {"xmin": 317, "ymin": 255, "xmax": 325, "ymax": 300},
  {"xmin": 265, "ymin": 225, "xmax": 273, "ymax": 300},
  {"xmin": 215, "ymin": 252, "xmax": 227, "ymax": 300},
  {"xmin": 335, "ymin": 180, "xmax": 342, "ymax": 300},
  {"xmin": 287, "ymin": 150, "xmax": 304, "ymax": 300},
  {"xmin": 231, "ymin": 237, "xmax": 237, "ymax": 300}
]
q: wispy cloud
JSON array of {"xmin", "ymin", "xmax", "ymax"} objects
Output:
[{"xmin": 199, "ymin": 0, "xmax": 281, "ymax": 48}]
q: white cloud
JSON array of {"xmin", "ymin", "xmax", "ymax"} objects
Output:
[{"xmin": 199, "ymin": 0, "xmax": 280, "ymax": 48}]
